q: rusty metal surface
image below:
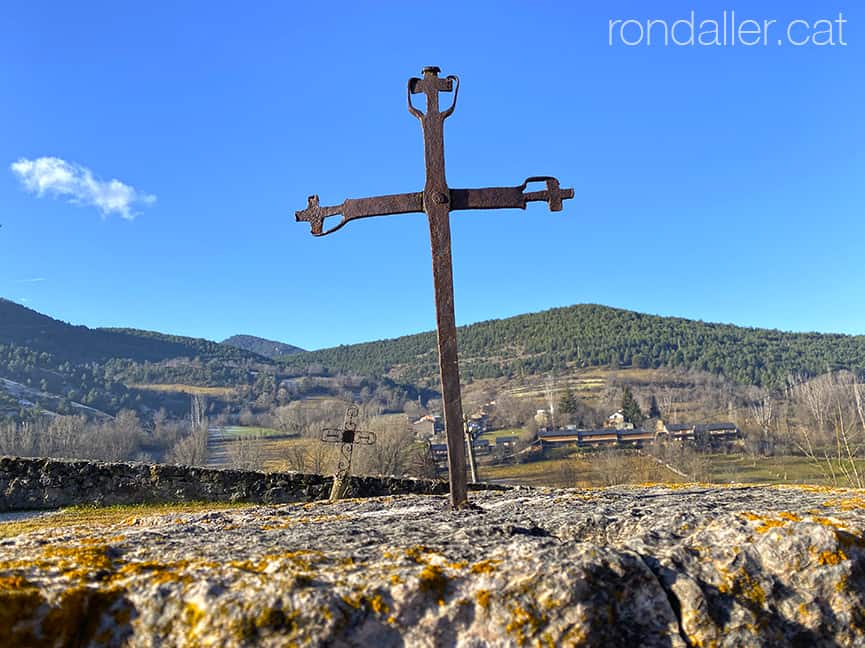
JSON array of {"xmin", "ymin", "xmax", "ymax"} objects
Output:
[
  {"xmin": 321, "ymin": 405, "xmax": 375, "ymax": 501},
  {"xmin": 295, "ymin": 67, "xmax": 573, "ymax": 509}
]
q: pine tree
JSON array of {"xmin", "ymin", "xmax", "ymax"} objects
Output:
[
  {"xmin": 558, "ymin": 387, "xmax": 578, "ymax": 415},
  {"xmin": 648, "ymin": 394, "xmax": 662, "ymax": 419},
  {"xmin": 621, "ymin": 387, "xmax": 644, "ymax": 426}
]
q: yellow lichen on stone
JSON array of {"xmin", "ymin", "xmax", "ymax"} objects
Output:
[
  {"xmin": 739, "ymin": 512, "xmax": 796, "ymax": 534},
  {"xmin": 717, "ymin": 568, "xmax": 766, "ymax": 610},
  {"xmin": 505, "ymin": 602, "xmax": 549, "ymax": 646},
  {"xmin": 418, "ymin": 564, "xmax": 448, "ymax": 605},
  {"xmin": 0, "ymin": 587, "xmax": 45, "ymax": 647},
  {"xmin": 0, "ymin": 574, "xmax": 33, "ymax": 590},
  {"xmin": 778, "ymin": 511, "xmax": 802, "ymax": 522},
  {"xmin": 476, "ymin": 589, "xmax": 492, "ymax": 609},
  {"xmin": 369, "ymin": 593, "xmax": 389, "ymax": 615},
  {"xmin": 813, "ymin": 548, "xmax": 848, "ymax": 566},
  {"xmin": 823, "ymin": 496, "xmax": 865, "ymax": 511},
  {"xmin": 184, "ymin": 602, "xmax": 206, "ymax": 644},
  {"xmin": 405, "ymin": 545, "xmax": 432, "ymax": 563},
  {"xmin": 470, "ymin": 558, "xmax": 501, "ymax": 575},
  {"xmin": 41, "ymin": 541, "xmax": 115, "ymax": 580}
]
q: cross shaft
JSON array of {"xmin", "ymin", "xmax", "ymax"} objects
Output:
[{"xmin": 297, "ymin": 67, "xmax": 573, "ymax": 508}]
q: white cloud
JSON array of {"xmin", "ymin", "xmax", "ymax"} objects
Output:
[{"xmin": 10, "ymin": 156, "xmax": 156, "ymax": 220}]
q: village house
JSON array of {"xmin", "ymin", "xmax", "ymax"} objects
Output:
[
  {"xmin": 603, "ymin": 410, "xmax": 634, "ymax": 430},
  {"xmin": 412, "ymin": 415, "xmax": 443, "ymax": 440}
]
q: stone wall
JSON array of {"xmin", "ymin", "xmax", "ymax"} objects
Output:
[{"xmin": 0, "ymin": 456, "xmax": 499, "ymax": 512}]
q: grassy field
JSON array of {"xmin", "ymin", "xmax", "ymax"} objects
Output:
[
  {"xmin": 212, "ymin": 425, "xmax": 284, "ymax": 439},
  {"xmin": 0, "ymin": 501, "xmax": 255, "ymax": 538},
  {"xmin": 480, "ymin": 450, "xmax": 865, "ymax": 489},
  {"xmin": 704, "ymin": 454, "xmax": 865, "ymax": 486},
  {"xmin": 479, "ymin": 428, "xmax": 525, "ymax": 441},
  {"xmin": 127, "ymin": 383, "xmax": 236, "ymax": 397}
]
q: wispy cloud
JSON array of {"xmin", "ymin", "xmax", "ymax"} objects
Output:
[
  {"xmin": 10, "ymin": 156, "xmax": 156, "ymax": 220},
  {"xmin": 14, "ymin": 278, "xmax": 46, "ymax": 283}
]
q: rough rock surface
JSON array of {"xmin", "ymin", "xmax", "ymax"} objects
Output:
[{"xmin": 3, "ymin": 484, "xmax": 865, "ymax": 646}]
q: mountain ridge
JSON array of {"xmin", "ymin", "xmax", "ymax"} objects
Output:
[
  {"xmin": 280, "ymin": 303, "xmax": 865, "ymax": 387},
  {"xmin": 221, "ymin": 334, "xmax": 304, "ymax": 359},
  {"xmin": 0, "ymin": 298, "xmax": 268, "ymax": 364}
]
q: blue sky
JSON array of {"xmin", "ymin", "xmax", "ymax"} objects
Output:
[{"xmin": 1, "ymin": 1, "xmax": 862, "ymax": 350}]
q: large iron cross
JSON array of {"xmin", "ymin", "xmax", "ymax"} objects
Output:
[{"xmin": 296, "ymin": 66, "xmax": 573, "ymax": 508}]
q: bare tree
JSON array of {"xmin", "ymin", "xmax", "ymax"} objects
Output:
[
  {"xmin": 166, "ymin": 427, "xmax": 208, "ymax": 466},
  {"xmin": 790, "ymin": 371, "xmax": 865, "ymax": 488},
  {"xmin": 544, "ymin": 376, "xmax": 557, "ymax": 430},
  {"xmin": 354, "ymin": 417, "xmax": 416, "ymax": 477},
  {"xmin": 747, "ymin": 387, "xmax": 777, "ymax": 456}
]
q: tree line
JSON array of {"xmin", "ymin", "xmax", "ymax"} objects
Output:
[{"xmin": 281, "ymin": 304, "xmax": 865, "ymax": 388}]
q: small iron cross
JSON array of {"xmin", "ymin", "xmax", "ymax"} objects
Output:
[
  {"xmin": 321, "ymin": 405, "xmax": 376, "ymax": 501},
  {"xmin": 298, "ymin": 67, "xmax": 573, "ymax": 508}
]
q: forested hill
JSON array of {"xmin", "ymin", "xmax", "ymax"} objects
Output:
[
  {"xmin": 282, "ymin": 304, "xmax": 865, "ymax": 387},
  {"xmin": 222, "ymin": 335, "xmax": 305, "ymax": 359},
  {"xmin": 0, "ymin": 299, "xmax": 266, "ymax": 365}
]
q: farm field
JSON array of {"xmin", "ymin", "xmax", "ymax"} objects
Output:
[
  {"xmin": 0, "ymin": 501, "xmax": 255, "ymax": 539},
  {"xmin": 127, "ymin": 383, "xmax": 236, "ymax": 397},
  {"xmin": 481, "ymin": 451, "xmax": 865, "ymax": 490}
]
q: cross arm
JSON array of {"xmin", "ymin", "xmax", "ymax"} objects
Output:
[
  {"xmin": 450, "ymin": 176, "xmax": 574, "ymax": 213},
  {"xmin": 296, "ymin": 191, "xmax": 424, "ymax": 236}
]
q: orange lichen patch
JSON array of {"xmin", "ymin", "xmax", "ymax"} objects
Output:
[
  {"xmin": 229, "ymin": 550, "xmax": 322, "ymax": 574},
  {"xmin": 248, "ymin": 606, "xmax": 301, "ymax": 638},
  {"xmin": 778, "ymin": 512, "xmax": 802, "ymax": 522},
  {"xmin": 184, "ymin": 602, "xmax": 206, "ymax": 643},
  {"xmin": 823, "ymin": 497, "xmax": 865, "ymax": 511},
  {"xmin": 470, "ymin": 559, "xmax": 501, "ymax": 575},
  {"xmin": 0, "ymin": 584, "xmax": 131, "ymax": 648},
  {"xmin": 114, "ymin": 558, "xmax": 217, "ymax": 586},
  {"xmin": 808, "ymin": 515, "xmax": 849, "ymax": 531},
  {"xmin": 717, "ymin": 569, "xmax": 766, "ymax": 610},
  {"xmin": 776, "ymin": 484, "xmax": 840, "ymax": 494},
  {"xmin": 505, "ymin": 602, "xmax": 549, "ymax": 646},
  {"xmin": 0, "ymin": 574, "xmax": 34, "ymax": 590},
  {"xmin": 369, "ymin": 593, "xmax": 389, "ymax": 616},
  {"xmin": 815, "ymin": 549, "xmax": 847, "ymax": 566},
  {"xmin": 388, "ymin": 574, "xmax": 403, "ymax": 585},
  {"xmin": 341, "ymin": 592, "xmax": 363, "ymax": 609},
  {"xmin": 739, "ymin": 512, "xmax": 800, "ymax": 534},
  {"xmin": 418, "ymin": 564, "xmax": 448, "ymax": 605},
  {"xmin": 340, "ymin": 590, "xmax": 390, "ymax": 618},
  {"xmin": 39, "ymin": 541, "xmax": 116, "ymax": 581},
  {"xmin": 476, "ymin": 589, "xmax": 492, "ymax": 609},
  {"xmin": 446, "ymin": 560, "xmax": 469, "ymax": 570},
  {"xmin": 405, "ymin": 545, "xmax": 433, "ymax": 563}
]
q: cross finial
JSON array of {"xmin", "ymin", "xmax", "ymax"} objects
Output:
[{"xmin": 408, "ymin": 66, "xmax": 459, "ymax": 120}]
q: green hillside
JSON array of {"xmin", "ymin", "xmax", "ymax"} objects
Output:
[
  {"xmin": 222, "ymin": 334, "xmax": 305, "ymax": 359},
  {"xmin": 282, "ymin": 304, "xmax": 865, "ymax": 387},
  {"xmin": 0, "ymin": 298, "xmax": 265, "ymax": 365},
  {"xmin": 0, "ymin": 299, "xmax": 270, "ymax": 417}
]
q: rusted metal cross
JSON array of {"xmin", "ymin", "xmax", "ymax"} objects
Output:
[
  {"xmin": 320, "ymin": 404, "xmax": 376, "ymax": 501},
  {"xmin": 297, "ymin": 67, "xmax": 573, "ymax": 508}
]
